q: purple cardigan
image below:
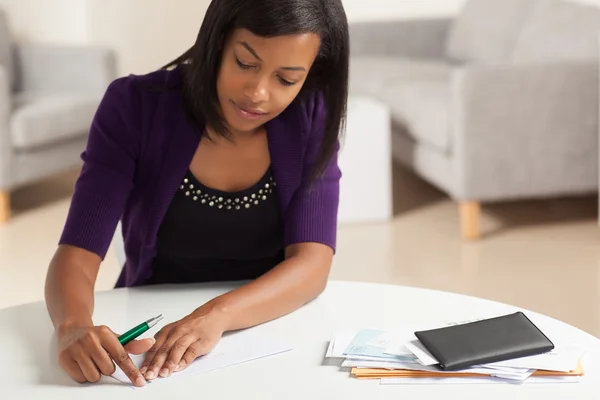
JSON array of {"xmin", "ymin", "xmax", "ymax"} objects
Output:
[{"xmin": 58, "ymin": 66, "xmax": 341, "ymax": 288}]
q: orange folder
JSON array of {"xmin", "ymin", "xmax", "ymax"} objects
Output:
[{"xmin": 351, "ymin": 360, "xmax": 585, "ymax": 379}]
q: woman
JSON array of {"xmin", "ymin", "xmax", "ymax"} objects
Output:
[{"xmin": 44, "ymin": 0, "xmax": 349, "ymax": 388}]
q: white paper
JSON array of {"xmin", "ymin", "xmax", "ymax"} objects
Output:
[
  {"xmin": 403, "ymin": 340, "xmax": 439, "ymax": 366},
  {"xmin": 380, "ymin": 375, "xmax": 582, "ymax": 385},
  {"xmin": 325, "ymin": 330, "xmax": 357, "ymax": 358},
  {"xmin": 387, "ymin": 339, "xmax": 583, "ymax": 373},
  {"xmin": 345, "ymin": 354, "xmax": 413, "ymax": 362},
  {"xmin": 342, "ymin": 359, "xmax": 437, "ymax": 371},
  {"xmin": 384, "ymin": 342, "xmax": 418, "ymax": 358},
  {"xmin": 478, "ymin": 365, "xmax": 536, "ymax": 381},
  {"xmin": 325, "ymin": 337, "xmax": 335, "ymax": 357},
  {"xmin": 111, "ymin": 331, "xmax": 292, "ymax": 388},
  {"xmin": 367, "ymin": 331, "xmax": 401, "ymax": 349},
  {"xmin": 344, "ymin": 359, "xmax": 533, "ymax": 380},
  {"xmin": 477, "ymin": 346, "xmax": 584, "ymax": 372},
  {"xmin": 327, "ymin": 330, "xmax": 416, "ymax": 363}
]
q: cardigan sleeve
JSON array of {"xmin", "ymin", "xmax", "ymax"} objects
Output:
[
  {"xmin": 58, "ymin": 77, "xmax": 140, "ymax": 260},
  {"xmin": 283, "ymin": 91, "xmax": 342, "ymax": 252}
]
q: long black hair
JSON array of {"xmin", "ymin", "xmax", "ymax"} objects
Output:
[{"xmin": 163, "ymin": 0, "xmax": 349, "ymax": 180}]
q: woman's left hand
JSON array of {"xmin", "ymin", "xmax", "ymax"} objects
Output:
[{"xmin": 139, "ymin": 304, "xmax": 228, "ymax": 380}]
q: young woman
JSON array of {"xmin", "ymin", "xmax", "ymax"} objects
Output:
[{"xmin": 44, "ymin": 0, "xmax": 348, "ymax": 388}]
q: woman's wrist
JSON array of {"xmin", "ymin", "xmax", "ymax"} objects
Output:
[
  {"xmin": 56, "ymin": 315, "xmax": 94, "ymax": 337},
  {"xmin": 193, "ymin": 296, "xmax": 235, "ymax": 331}
]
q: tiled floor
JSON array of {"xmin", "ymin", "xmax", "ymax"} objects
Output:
[{"xmin": 2, "ymin": 164, "xmax": 600, "ymax": 338}]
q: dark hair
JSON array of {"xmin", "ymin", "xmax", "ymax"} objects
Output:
[{"xmin": 163, "ymin": 0, "xmax": 349, "ymax": 180}]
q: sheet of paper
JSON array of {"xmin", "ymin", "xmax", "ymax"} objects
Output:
[
  {"xmin": 403, "ymin": 340, "xmax": 438, "ymax": 366},
  {"xmin": 478, "ymin": 365, "xmax": 536, "ymax": 381},
  {"xmin": 379, "ymin": 377, "xmax": 503, "ymax": 385},
  {"xmin": 476, "ymin": 346, "xmax": 584, "ymax": 372},
  {"xmin": 343, "ymin": 359, "xmax": 533, "ymax": 380},
  {"xmin": 366, "ymin": 331, "xmax": 405, "ymax": 349},
  {"xmin": 343, "ymin": 330, "xmax": 417, "ymax": 362},
  {"xmin": 329, "ymin": 330, "xmax": 358, "ymax": 358},
  {"xmin": 345, "ymin": 354, "xmax": 413, "ymax": 362},
  {"xmin": 367, "ymin": 331, "xmax": 415, "ymax": 356},
  {"xmin": 380, "ymin": 375, "xmax": 582, "ymax": 385},
  {"xmin": 396, "ymin": 339, "xmax": 574, "ymax": 377},
  {"xmin": 326, "ymin": 331, "xmax": 412, "ymax": 362},
  {"xmin": 491, "ymin": 369, "xmax": 536, "ymax": 381},
  {"xmin": 111, "ymin": 331, "xmax": 292, "ymax": 388},
  {"xmin": 342, "ymin": 359, "xmax": 437, "ymax": 371}
]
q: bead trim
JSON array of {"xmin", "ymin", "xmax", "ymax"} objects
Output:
[{"xmin": 178, "ymin": 171, "xmax": 276, "ymax": 210}]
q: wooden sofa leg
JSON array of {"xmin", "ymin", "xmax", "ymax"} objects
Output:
[
  {"xmin": 459, "ymin": 201, "xmax": 480, "ymax": 240},
  {"xmin": 0, "ymin": 191, "xmax": 10, "ymax": 223}
]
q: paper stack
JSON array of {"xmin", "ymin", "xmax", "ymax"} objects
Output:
[{"xmin": 325, "ymin": 328, "xmax": 585, "ymax": 385}]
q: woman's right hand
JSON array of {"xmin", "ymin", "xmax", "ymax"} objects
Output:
[{"xmin": 57, "ymin": 323, "xmax": 155, "ymax": 387}]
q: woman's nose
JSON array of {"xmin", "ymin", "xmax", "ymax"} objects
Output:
[{"xmin": 244, "ymin": 77, "xmax": 270, "ymax": 103}]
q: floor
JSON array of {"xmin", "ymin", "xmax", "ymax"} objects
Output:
[{"xmin": 2, "ymin": 163, "xmax": 600, "ymax": 339}]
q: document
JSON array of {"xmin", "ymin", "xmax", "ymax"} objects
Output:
[
  {"xmin": 379, "ymin": 375, "xmax": 582, "ymax": 385},
  {"xmin": 477, "ymin": 345, "xmax": 584, "ymax": 372},
  {"xmin": 343, "ymin": 329, "xmax": 417, "ymax": 362},
  {"xmin": 325, "ymin": 324, "xmax": 586, "ymax": 385},
  {"xmin": 391, "ymin": 339, "xmax": 438, "ymax": 366},
  {"xmin": 111, "ymin": 330, "xmax": 292, "ymax": 388},
  {"xmin": 326, "ymin": 330, "xmax": 357, "ymax": 358},
  {"xmin": 367, "ymin": 331, "xmax": 403, "ymax": 349}
]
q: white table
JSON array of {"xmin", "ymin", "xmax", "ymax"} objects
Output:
[
  {"xmin": 2, "ymin": 281, "xmax": 600, "ymax": 398},
  {"xmin": 337, "ymin": 96, "xmax": 392, "ymax": 224}
]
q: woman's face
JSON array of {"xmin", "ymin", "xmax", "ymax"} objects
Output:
[{"xmin": 216, "ymin": 28, "xmax": 321, "ymax": 135}]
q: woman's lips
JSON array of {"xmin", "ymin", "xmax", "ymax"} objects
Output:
[{"xmin": 231, "ymin": 100, "xmax": 267, "ymax": 121}]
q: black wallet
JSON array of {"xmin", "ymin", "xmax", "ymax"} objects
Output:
[{"xmin": 414, "ymin": 312, "xmax": 554, "ymax": 371}]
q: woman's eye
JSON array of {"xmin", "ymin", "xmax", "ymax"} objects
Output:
[
  {"xmin": 235, "ymin": 57, "xmax": 253, "ymax": 69},
  {"xmin": 278, "ymin": 76, "xmax": 296, "ymax": 86}
]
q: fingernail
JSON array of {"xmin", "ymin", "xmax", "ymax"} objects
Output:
[
  {"xmin": 149, "ymin": 338, "xmax": 156, "ymax": 344},
  {"xmin": 140, "ymin": 366, "xmax": 147, "ymax": 374},
  {"xmin": 145, "ymin": 370, "xmax": 156, "ymax": 380},
  {"xmin": 135, "ymin": 376, "xmax": 147, "ymax": 387},
  {"xmin": 174, "ymin": 363, "xmax": 182, "ymax": 371},
  {"xmin": 160, "ymin": 367, "xmax": 169, "ymax": 377}
]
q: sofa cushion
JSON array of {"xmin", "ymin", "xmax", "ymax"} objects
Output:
[
  {"xmin": 349, "ymin": 56, "xmax": 452, "ymax": 95},
  {"xmin": 445, "ymin": 0, "xmax": 539, "ymax": 63},
  {"xmin": 10, "ymin": 92, "xmax": 100, "ymax": 150},
  {"xmin": 512, "ymin": 0, "xmax": 600, "ymax": 63},
  {"xmin": 382, "ymin": 80, "xmax": 452, "ymax": 154},
  {"xmin": 349, "ymin": 56, "xmax": 454, "ymax": 153}
]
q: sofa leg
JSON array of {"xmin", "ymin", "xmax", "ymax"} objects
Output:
[
  {"xmin": 459, "ymin": 201, "xmax": 480, "ymax": 240},
  {"xmin": 0, "ymin": 190, "xmax": 10, "ymax": 224}
]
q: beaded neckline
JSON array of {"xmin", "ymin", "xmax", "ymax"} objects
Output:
[{"xmin": 178, "ymin": 168, "xmax": 276, "ymax": 210}]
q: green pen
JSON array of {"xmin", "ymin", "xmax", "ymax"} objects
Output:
[{"xmin": 118, "ymin": 314, "xmax": 164, "ymax": 346}]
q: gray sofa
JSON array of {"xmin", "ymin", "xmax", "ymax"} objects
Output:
[
  {"xmin": 0, "ymin": 9, "xmax": 117, "ymax": 223},
  {"xmin": 349, "ymin": 0, "xmax": 600, "ymax": 239}
]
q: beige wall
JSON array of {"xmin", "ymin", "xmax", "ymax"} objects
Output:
[
  {"xmin": 86, "ymin": 0, "xmax": 210, "ymax": 75},
  {"xmin": 81, "ymin": 0, "xmax": 467, "ymax": 75},
  {"xmin": 0, "ymin": 0, "xmax": 88, "ymax": 44},
  {"xmin": 343, "ymin": 0, "xmax": 600, "ymax": 21},
  {"xmin": 0, "ymin": 0, "xmax": 210, "ymax": 75},
  {"xmin": 342, "ymin": 0, "xmax": 467, "ymax": 21},
  {"xmin": 3, "ymin": 0, "xmax": 600, "ymax": 75}
]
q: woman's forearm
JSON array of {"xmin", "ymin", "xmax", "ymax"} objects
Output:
[
  {"xmin": 45, "ymin": 245, "xmax": 101, "ymax": 333},
  {"xmin": 203, "ymin": 243, "xmax": 333, "ymax": 331}
]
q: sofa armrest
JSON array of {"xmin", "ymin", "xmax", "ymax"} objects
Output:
[
  {"xmin": 349, "ymin": 18, "xmax": 453, "ymax": 59},
  {"xmin": 0, "ymin": 65, "xmax": 12, "ymax": 189},
  {"xmin": 451, "ymin": 61, "xmax": 598, "ymax": 201},
  {"xmin": 15, "ymin": 44, "xmax": 117, "ymax": 93}
]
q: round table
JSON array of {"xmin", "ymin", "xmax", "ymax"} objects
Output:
[{"xmin": 2, "ymin": 281, "xmax": 599, "ymax": 398}]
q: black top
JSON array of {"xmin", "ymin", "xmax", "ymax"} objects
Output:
[{"xmin": 149, "ymin": 167, "xmax": 285, "ymax": 284}]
